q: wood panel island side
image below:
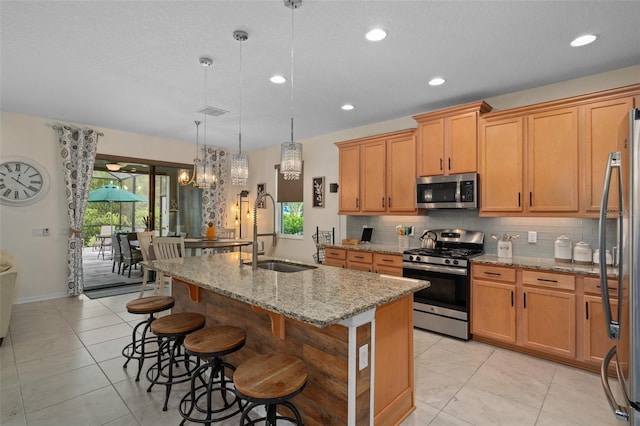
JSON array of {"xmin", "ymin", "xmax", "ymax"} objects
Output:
[{"xmin": 149, "ymin": 253, "xmax": 428, "ymax": 426}]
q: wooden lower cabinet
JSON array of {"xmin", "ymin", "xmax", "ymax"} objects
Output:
[
  {"xmin": 521, "ymin": 286, "xmax": 576, "ymax": 358},
  {"xmin": 324, "ymin": 248, "xmax": 347, "ymax": 268},
  {"xmin": 347, "ymin": 251, "xmax": 373, "ymax": 272},
  {"xmin": 471, "ymin": 279, "xmax": 516, "ymax": 343},
  {"xmin": 469, "ymin": 264, "xmax": 618, "ymax": 371},
  {"xmin": 373, "ymin": 253, "xmax": 403, "ymax": 277}
]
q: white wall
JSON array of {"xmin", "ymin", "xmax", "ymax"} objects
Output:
[
  {"xmin": 0, "ymin": 111, "xmax": 194, "ymax": 302},
  {"xmin": 2, "ymin": 65, "xmax": 639, "ymax": 302}
]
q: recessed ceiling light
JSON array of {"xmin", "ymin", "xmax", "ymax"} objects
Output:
[
  {"xmin": 270, "ymin": 75, "xmax": 286, "ymax": 84},
  {"xmin": 428, "ymin": 77, "xmax": 446, "ymax": 86},
  {"xmin": 341, "ymin": 104, "xmax": 355, "ymax": 111},
  {"xmin": 365, "ymin": 28, "xmax": 387, "ymax": 42},
  {"xmin": 570, "ymin": 34, "xmax": 597, "ymax": 47}
]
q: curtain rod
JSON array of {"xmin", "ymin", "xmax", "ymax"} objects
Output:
[{"xmin": 51, "ymin": 124, "xmax": 104, "ymax": 137}]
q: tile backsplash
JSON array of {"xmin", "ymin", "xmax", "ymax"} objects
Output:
[{"xmin": 346, "ymin": 211, "xmax": 617, "ymax": 259}]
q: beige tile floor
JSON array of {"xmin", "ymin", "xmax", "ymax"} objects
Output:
[{"xmin": 1, "ymin": 293, "xmax": 621, "ymax": 426}]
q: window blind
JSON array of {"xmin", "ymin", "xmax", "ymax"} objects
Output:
[{"xmin": 274, "ymin": 163, "xmax": 304, "ymax": 202}]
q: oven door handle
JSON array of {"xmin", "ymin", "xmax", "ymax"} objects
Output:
[{"xmin": 403, "ymin": 262, "xmax": 468, "ymax": 276}]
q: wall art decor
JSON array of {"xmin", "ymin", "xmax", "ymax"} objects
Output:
[{"xmin": 312, "ymin": 176, "xmax": 325, "ymax": 208}]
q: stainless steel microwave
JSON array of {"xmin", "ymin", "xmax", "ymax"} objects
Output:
[{"xmin": 416, "ymin": 173, "xmax": 478, "ymax": 209}]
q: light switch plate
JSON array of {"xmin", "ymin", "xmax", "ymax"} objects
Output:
[
  {"xmin": 528, "ymin": 231, "xmax": 537, "ymax": 243},
  {"xmin": 359, "ymin": 344, "xmax": 368, "ymax": 370}
]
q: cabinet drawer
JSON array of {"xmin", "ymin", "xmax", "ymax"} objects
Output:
[
  {"xmin": 325, "ymin": 248, "xmax": 347, "ymax": 260},
  {"xmin": 523, "ymin": 270, "xmax": 575, "ymax": 291},
  {"xmin": 374, "ymin": 253, "xmax": 403, "ymax": 268},
  {"xmin": 472, "ymin": 264, "xmax": 516, "ymax": 283},
  {"xmin": 347, "ymin": 251, "xmax": 373, "ymax": 263},
  {"xmin": 583, "ymin": 276, "xmax": 624, "ymax": 296}
]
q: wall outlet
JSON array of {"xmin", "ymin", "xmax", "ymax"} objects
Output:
[
  {"xmin": 528, "ymin": 231, "xmax": 537, "ymax": 243},
  {"xmin": 32, "ymin": 228, "xmax": 50, "ymax": 237},
  {"xmin": 359, "ymin": 344, "xmax": 368, "ymax": 370}
]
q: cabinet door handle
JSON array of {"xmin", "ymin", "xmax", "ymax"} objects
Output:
[
  {"xmin": 484, "ymin": 271, "xmax": 502, "ymax": 276},
  {"xmin": 511, "ymin": 290, "xmax": 514, "ymax": 307},
  {"xmin": 382, "ymin": 259, "xmax": 394, "ymax": 263},
  {"xmin": 440, "ymin": 158, "xmax": 443, "ymax": 170},
  {"xmin": 356, "ymin": 198, "xmax": 359, "ymax": 208},
  {"xmin": 448, "ymin": 157, "xmax": 451, "ymax": 170},
  {"xmin": 530, "ymin": 192, "xmax": 533, "ymax": 206},
  {"xmin": 523, "ymin": 292, "xmax": 527, "ymax": 308},
  {"xmin": 382, "ymin": 197, "xmax": 385, "ymax": 208},
  {"xmin": 354, "ymin": 255, "xmax": 364, "ymax": 259},
  {"xmin": 596, "ymin": 285, "xmax": 620, "ymax": 292},
  {"xmin": 518, "ymin": 192, "xmax": 521, "ymax": 207},
  {"xmin": 388, "ymin": 197, "xmax": 391, "ymax": 208},
  {"xmin": 586, "ymin": 301, "xmax": 589, "ymax": 320},
  {"xmin": 537, "ymin": 278, "xmax": 558, "ymax": 284}
]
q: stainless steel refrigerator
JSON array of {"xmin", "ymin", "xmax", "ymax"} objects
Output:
[{"xmin": 599, "ymin": 108, "xmax": 640, "ymax": 425}]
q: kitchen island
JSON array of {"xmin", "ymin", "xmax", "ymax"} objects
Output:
[{"xmin": 149, "ymin": 252, "xmax": 428, "ymax": 426}]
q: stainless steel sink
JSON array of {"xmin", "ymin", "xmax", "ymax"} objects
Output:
[{"xmin": 256, "ymin": 260, "xmax": 317, "ymax": 273}]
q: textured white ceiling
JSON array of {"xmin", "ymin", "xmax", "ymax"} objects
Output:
[{"xmin": 2, "ymin": 1, "xmax": 639, "ymax": 152}]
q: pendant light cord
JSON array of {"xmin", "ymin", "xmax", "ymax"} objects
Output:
[
  {"xmin": 203, "ymin": 65, "xmax": 208, "ymax": 156},
  {"xmin": 239, "ymin": 37, "xmax": 243, "ymax": 155},
  {"xmin": 290, "ymin": 3, "xmax": 295, "ymax": 144}
]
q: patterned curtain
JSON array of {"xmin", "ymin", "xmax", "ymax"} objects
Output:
[
  {"xmin": 58, "ymin": 126, "xmax": 99, "ymax": 296},
  {"xmin": 201, "ymin": 147, "xmax": 229, "ymax": 234}
]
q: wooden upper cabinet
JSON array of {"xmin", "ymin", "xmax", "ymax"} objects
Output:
[
  {"xmin": 416, "ymin": 119, "xmax": 444, "ymax": 176},
  {"xmin": 386, "ymin": 135, "xmax": 417, "ymax": 213},
  {"xmin": 583, "ymin": 97, "xmax": 634, "ymax": 213},
  {"xmin": 414, "ymin": 101, "xmax": 492, "ymax": 177},
  {"xmin": 361, "ymin": 140, "xmax": 387, "ymax": 213},
  {"xmin": 338, "ymin": 144, "xmax": 361, "ymax": 213},
  {"xmin": 336, "ymin": 129, "xmax": 416, "ymax": 215},
  {"xmin": 527, "ymin": 107, "xmax": 579, "ymax": 212},
  {"xmin": 479, "ymin": 117, "xmax": 524, "ymax": 213}
]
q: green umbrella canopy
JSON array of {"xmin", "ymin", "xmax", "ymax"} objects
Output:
[
  {"xmin": 88, "ymin": 183, "xmax": 147, "ymax": 231},
  {"xmin": 88, "ymin": 183, "xmax": 147, "ymax": 203}
]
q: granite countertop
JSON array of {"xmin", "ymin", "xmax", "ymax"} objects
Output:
[
  {"xmin": 472, "ymin": 254, "xmax": 619, "ymax": 278},
  {"xmin": 324, "ymin": 243, "xmax": 407, "ymax": 255},
  {"xmin": 149, "ymin": 253, "xmax": 428, "ymax": 328}
]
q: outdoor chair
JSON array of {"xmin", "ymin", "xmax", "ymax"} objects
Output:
[
  {"xmin": 111, "ymin": 233, "xmax": 123, "ymax": 274},
  {"xmin": 119, "ymin": 233, "xmax": 143, "ymax": 278}
]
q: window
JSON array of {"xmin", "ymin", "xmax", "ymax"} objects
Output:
[{"xmin": 275, "ymin": 164, "xmax": 304, "ymax": 237}]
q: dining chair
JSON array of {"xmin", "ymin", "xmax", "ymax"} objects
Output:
[
  {"xmin": 119, "ymin": 233, "xmax": 143, "ymax": 278},
  {"xmin": 151, "ymin": 236, "xmax": 185, "ymax": 295},
  {"xmin": 136, "ymin": 231, "xmax": 156, "ymax": 297},
  {"xmin": 111, "ymin": 234, "xmax": 123, "ymax": 274},
  {"xmin": 217, "ymin": 228, "xmax": 236, "ymax": 239}
]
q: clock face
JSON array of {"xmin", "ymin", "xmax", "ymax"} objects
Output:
[{"xmin": 0, "ymin": 158, "xmax": 49, "ymax": 206}]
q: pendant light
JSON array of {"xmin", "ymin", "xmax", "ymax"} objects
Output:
[
  {"xmin": 195, "ymin": 56, "xmax": 216, "ymax": 189},
  {"xmin": 231, "ymin": 30, "xmax": 249, "ymax": 186},
  {"xmin": 178, "ymin": 120, "xmax": 201, "ymax": 186},
  {"xmin": 280, "ymin": 0, "xmax": 303, "ymax": 180}
]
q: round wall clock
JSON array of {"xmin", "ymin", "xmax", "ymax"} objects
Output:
[{"xmin": 0, "ymin": 156, "xmax": 50, "ymax": 206}]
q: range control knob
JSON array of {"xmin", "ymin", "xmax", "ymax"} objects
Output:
[
  {"xmin": 444, "ymin": 259, "xmax": 451, "ymax": 264},
  {"xmin": 415, "ymin": 256, "xmax": 421, "ymax": 262},
  {"xmin": 453, "ymin": 260, "xmax": 459, "ymax": 265},
  {"xmin": 408, "ymin": 255, "xmax": 414, "ymax": 261}
]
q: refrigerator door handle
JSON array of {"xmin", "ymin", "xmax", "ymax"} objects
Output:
[
  {"xmin": 598, "ymin": 151, "xmax": 622, "ymax": 340},
  {"xmin": 600, "ymin": 345, "xmax": 630, "ymax": 421}
]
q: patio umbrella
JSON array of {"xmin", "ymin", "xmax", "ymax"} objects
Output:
[{"xmin": 88, "ymin": 183, "xmax": 148, "ymax": 231}]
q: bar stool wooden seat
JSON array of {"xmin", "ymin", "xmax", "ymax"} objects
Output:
[
  {"xmin": 178, "ymin": 326, "xmax": 247, "ymax": 425},
  {"xmin": 233, "ymin": 354, "xmax": 308, "ymax": 425},
  {"xmin": 122, "ymin": 295, "xmax": 175, "ymax": 381},
  {"xmin": 146, "ymin": 312, "xmax": 205, "ymax": 411}
]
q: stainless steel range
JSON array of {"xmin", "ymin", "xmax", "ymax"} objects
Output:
[{"xmin": 402, "ymin": 229, "xmax": 484, "ymax": 340}]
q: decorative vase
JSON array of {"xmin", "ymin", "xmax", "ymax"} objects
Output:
[{"xmin": 206, "ymin": 222, "xmax": 216, "ymax": 240}]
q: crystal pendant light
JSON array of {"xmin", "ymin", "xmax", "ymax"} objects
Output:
[
  {"xmin": 280, "ymin": 0, "xmax": 303, "ymax": 180},
  {"xmin": 195, "ymin": 57, "xmax": 216, "ymax": 189},
  {"xmin": 231, "ymin": 30, "xmax": 249, "ymax": 186}
]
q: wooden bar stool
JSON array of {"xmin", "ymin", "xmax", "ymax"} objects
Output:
[
  {"xmin": 146, "ymin": 312, "xmax": 205, "ymax": 411},
  {"xmin": 122, "ymin": 295, "xmax": 175, "ymax": 381},
  {"xmin": 233, "ymin": 354, "xmax": 308, "ymax": 425},
  {"xmin": 178, "ymin": 326, "xmax": 247, "ymax": 425}
]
